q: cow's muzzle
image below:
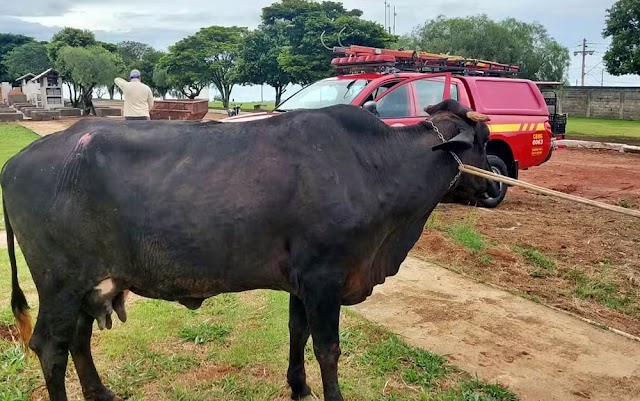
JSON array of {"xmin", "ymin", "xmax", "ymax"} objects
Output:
[{"xmin": 484, "ymin": 179, "xmax": 501, "ymax": 199}]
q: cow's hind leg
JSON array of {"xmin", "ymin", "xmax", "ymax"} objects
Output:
[
  {"xmin": 29, "ymin": 290, "xmax": 82, "ymax": 401},
  {"xmin": 287, "ymin": 294, "xmax": 312, "ymax": 399},
  {"xmin": 302, "ymin": 276, "xmax": 344, "ymax": 401},
  {"xmin": 70, "ymin": 311, "xmax": 122, "ymax": 401}
]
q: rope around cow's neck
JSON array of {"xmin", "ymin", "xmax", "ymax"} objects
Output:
[{"xmin": 428, "ymin": 120, "xmax": 463, "ymax": 190}]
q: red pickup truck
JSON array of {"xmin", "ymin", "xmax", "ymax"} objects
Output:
[{"xmin": 223, "ymin": 48, "xmax": 565, "ymax": 208}]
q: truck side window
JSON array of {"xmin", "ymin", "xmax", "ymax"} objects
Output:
[
  {"xmin": 376, "ymin": 84, "xmax": 410, "ymax": 118},
  {"xmin": 362, "ymin": 80, "xmax": 403, "ymax": 104},
  {"xmin": 414, "ymin": 80, "xmax": 458, "ymax": 115}
]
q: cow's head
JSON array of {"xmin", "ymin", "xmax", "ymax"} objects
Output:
[{"xmin": 426, "ymin": 100, "xmax": 500, "ymax": 202}]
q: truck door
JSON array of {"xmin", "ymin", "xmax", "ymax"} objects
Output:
[{"xmin": 372, "ymin": 73, "xmax": 457, "ymax": 127}]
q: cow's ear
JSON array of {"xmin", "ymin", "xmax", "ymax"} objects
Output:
[{"xmin": 431, "ymin": 126, "xmax": 475, "ymax": 152}]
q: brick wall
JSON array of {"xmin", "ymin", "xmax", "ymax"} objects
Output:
[{"xmin": 558, "ymin": 86, "xmax": 640, "ymax": 120}]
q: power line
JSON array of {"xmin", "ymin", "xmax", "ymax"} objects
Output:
[{"xmin": 574, "ymin": 38, "xmax": 595, "ymax": 86}]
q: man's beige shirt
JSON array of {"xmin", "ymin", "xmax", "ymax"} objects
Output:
[{"xmin": 114, "ymin": 78, "xmax": 155, "ymax": 117}]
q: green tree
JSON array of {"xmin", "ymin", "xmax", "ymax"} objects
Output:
[
  {"xmin": 2, "ymin": 42, "xmax": 50, "ymax": 80},
  {"xmin": 236, "ymin": 25, "xmax": 293, "ymax": 105},
  {"xmin": 152, "ymin": 66, "xmax": 172, "ymax": 99},
  {"xmin": 161, "ymin": 26, "xmax": 247, "ymax": 107},
  {"xmin": 48, "ymin": 27, "xmax": 97, "ymax": 106},
  {"xmin": 603, "ymin": 0, "xmax": 640, "ymax": 76},
  {"xmin": 58, "ymin": 45, "xmax": 122, "ymax": 115},
  {"xmin": 0, "ymin": 33, "xmax": 35, "ymax": 81},
  {"xmin": 400, "ymin": 15, "xmax": 570, "ymax": 82},
  {"xmin": 260, "ymin": 0, "xmax": 397, "ymax": 85},
  {"xmin": 139, "ymin": 50, "xmax": 164, "ymax": 92},
  {"xmin": 116, "ymin": 41, "xmax": 154, "ymax": 70}
]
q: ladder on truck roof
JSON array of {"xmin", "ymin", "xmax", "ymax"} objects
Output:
[{"xmin": 330, "ymin": 45, "xmax": 521, "ymax": 77}]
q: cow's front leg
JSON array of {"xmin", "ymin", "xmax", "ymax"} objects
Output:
[
  {"xmin": 287, "ymin": 294, "xmax": 312, "ymax": 399},
  {"xmin": 302, "ymin": 276, "xmax": 343, "ymax": 401}
]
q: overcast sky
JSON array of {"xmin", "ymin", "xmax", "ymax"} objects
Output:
[{"xmin": 2, "ymin": 0, "xmax": 639, "ymax": 100}]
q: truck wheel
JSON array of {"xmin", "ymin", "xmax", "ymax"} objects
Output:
[{"xmin": 478, "ymin": 155, "xmax": 508, "ymax": 208}]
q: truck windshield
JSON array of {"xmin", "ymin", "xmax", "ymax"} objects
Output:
[{"xmin": 276, "ymin": 79, "xmax": 370, "ymax": 111}]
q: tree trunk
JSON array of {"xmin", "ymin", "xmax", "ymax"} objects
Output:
[
  {"xmin": 222, "ymin": 84, "xmax": 233, "ymax": 109},
  {"xmin": 108, "ymin": 84, "xmax": 115, "ymax": 100},
  {"xmin": 275, "ymin": 84, "xmax": 287, "ymax": 106},
  {"xmin": 72, "ymin": 83, "xmax": 81, "ymax": 108},
  {"xmin": 65, "ymin": 82, "xmax": 73, "ymax": 106},
  {"xmin": 81, "ymin": 86, "xmax": 96, "ymax": 116}
]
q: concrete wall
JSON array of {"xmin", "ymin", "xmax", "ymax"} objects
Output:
[
  {"xmin": 0, "ymin": 82, "xmax": 11, "ymax": 104},
  {"xmin": 23, "ymin": 81, "xmax": 40, "ymax": 104},
  {"xmin": 558, "ymin": 86, "xmax": 640, "ymax": 120}
]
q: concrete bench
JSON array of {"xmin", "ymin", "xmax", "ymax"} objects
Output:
[
  {"xmin": 0, "ymin": 112, "xmax": 24, "ymax": 121},
  {"xmin": 23, "ymin": 107, "xmax": 45, "ymax": 117},
  {"xmin": 13, "ymin": 103, "xmax": 34, "ymax": 111},
  {"xmin": 32, "ymin": 110, "xmax": 61, "ymax": 121},
  {"xmin": 95, "ymin": 107, "xmax": 122, "ymax": 117},
  {"xmin": 58, "ymin": 108, "xmax": 82, "ymax": 117}
]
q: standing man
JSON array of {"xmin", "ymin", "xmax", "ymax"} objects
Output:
[{"xmin": 114, "ymin": 69, "xmax": 155, "ymax": 120}]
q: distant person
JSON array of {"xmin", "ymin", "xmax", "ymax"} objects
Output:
[{"xmin": 114, "ymin": 69, "xmax": 154, "ymax": 120}]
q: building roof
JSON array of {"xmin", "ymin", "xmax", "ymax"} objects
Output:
[
  {"xmin": 30, "ymin": 68, "xmax": 58, "ymax": 82},
  {"xmin": 15, "ymin": 73, "xmax": 35, "ymax": 82}
]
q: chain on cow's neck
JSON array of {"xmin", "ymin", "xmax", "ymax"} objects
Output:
[{"xmin": 427, "ymin": 120, "xmax": 463, "ymax": 190}]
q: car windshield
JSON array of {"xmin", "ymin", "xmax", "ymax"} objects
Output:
[{"xmin": 276, "ymin": 79, "xmax": 370, "ymax": 111}]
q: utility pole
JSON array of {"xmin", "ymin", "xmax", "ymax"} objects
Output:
[
  {"xmin": 574, "ymin": 38, "xmax": 595, "ymax": 86},
  {"xmin": 601, "ymin": 69, "xmax": 604, "ymax": 87},
  {"xmin": 387, "ymin": 3, "xmax": 391, "ymax": 34},
  {"xmin": 384, "ymin": 1, "xmax": 387, "ymax": 30},
  {"xmin": 393, "ymin": 6, "xmax": 397, "ymax": 35}
]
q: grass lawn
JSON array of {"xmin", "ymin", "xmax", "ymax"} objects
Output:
[
  {"xmin": 209, "ymin": 101, "xmax": 276, "ymax": 112},
  {"xmin": 0, "ymin": 124, "xmax": 40, "ymax": 230},
  {"xmin": 566, "ymin": 116, "xmax": 640, "ymax": 144},
  {"xmin": 0, "ymin": 247, "xmax": 518, "ymax": 400}
]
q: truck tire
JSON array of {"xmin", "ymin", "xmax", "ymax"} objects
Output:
[{"xmin": 478, "ymin": 155, "xmax": 508, "ymax": 208}]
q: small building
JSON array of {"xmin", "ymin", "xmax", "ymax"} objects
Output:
[
  {"xmin": 30, "ymin": 68, "xmax": 63, "ymax": 110},
  {"xmin": 15, "ymin": 73, "xmax": 39, "ymax": 104}
]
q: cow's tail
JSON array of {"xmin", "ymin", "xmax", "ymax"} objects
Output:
[{"xmin": 3, "ymin": 197, "xmax": 32, "ymax": 353}]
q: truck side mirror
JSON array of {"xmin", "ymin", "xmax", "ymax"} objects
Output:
[{"xmin": 363, "ymin": 101, "xmax": 379, "ymax": 117}]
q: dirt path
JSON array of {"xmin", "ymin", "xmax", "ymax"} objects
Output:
[
  {"xmin": 18, "ymin": 119, "xmax": 80, "ymax": 136},
  {"xmin": 350, "ymin": 256, "xmax": 640, "ymax": 401}
]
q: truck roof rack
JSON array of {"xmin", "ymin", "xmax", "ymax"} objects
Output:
[{"xmin": 330, "ymin": 45, "xmax": 521, "ymax": 78}]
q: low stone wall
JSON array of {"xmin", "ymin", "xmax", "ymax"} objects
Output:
[
  {"xmin": 22, "ymin": 107, "xmax": 45, "ymax": 117},
  {"xmin": 95, "ymin": 107, "xmax": 122, "ymax": 117},
  {"xmin": 58, "ymin": 108, "xmax": 82, "ymax": 117},
  {"xmin": 0, "ymin": 112, "xmax": 24, "ymax": 122},
  {"xmin": 32, "ymin": 110, "xmax": 61, "ymax": 121},
  {"xmin": 558, "ymin": 86, "xmax": 640, "ymax": 120}
]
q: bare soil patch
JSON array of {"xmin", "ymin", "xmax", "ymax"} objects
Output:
[
  {"xmin": 411, "ymin": 147, "xmax": 640, "ymax": 335},
  {"xmin": 0, "ymin": 323, "xmax": 17, "ymax": 342}
]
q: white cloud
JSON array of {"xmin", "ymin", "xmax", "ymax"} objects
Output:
[{"xmin": 3, "ymin": 0, "xmax": 639, "ymax": 87}]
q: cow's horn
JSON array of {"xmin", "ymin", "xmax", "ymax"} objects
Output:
[{"xmin": 466, "ymin": 111, "xmax": 490, "ymax": 123}]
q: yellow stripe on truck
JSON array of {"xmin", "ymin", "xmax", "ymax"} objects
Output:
[
  {"xmin": 488, "ymin": 124, "xmax": 523, "ymax": 133},
  {"xmin": 489, "ymin": 123, "xmax": 545, "ymax": 133}
]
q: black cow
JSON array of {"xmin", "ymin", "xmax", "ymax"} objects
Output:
[{"xmin": 2, "ymin": 99, "xmax": 498, "ymax": 401}]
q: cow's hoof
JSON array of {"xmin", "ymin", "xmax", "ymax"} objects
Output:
[{"xmin": 291, "ymin": 384, "xmax": 312, "ymax": 400}]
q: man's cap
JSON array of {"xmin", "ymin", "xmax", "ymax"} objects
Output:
[{"xmin": 130, "ymin": 69, "xmax": 141, "ymax": 79}]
